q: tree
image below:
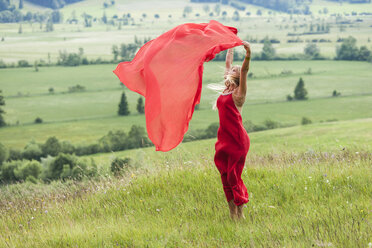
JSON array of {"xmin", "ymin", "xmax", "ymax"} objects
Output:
[
  {"xmin": 335, "ymin": 36, "xmax": 358, "ymax": 60},
  {"xmin": 136, "ymin": 97, "xmax": 144, "ymax": 114},
  {"xmin": 18, "ymin": 24, "xmax": 22, "ymax": 34},
  {"xmin": 19, "ymin": 0, "xmax": 23, "ymax": 9},
  {"xmin": 304, "ymin": 43, "xmax": 320, "ymax": 58},
  {"xmin": 261, "ymin": 37, "xmax": 276, "ymax": 60},
  {"xmin": 102, "ymin": 12, "xmax": 107, "ymax": 24},
  {"xmin": 214, "ymin": 4, "xmax": 221, "ymax": 16},
  {"xmin": 203, "ymin": 5, "xmax": 210, "ymax": 14},
  {"xmin": 358, "ymin": 46, "xmax": 371, "ymax": 61},
  {"xmin": 183, "ymin": 6, "xmax": 192, "ymax": 17},
  {"xmin": 232, "ymin": 10, "xmax": 240, "ymax": 21},
  {"xmin": 42, "ymin": 136, "xmax": 61, "ymax": 157},
  {"xmin": 0, "ymin": 90, "xmax": 5, "ymax": 127},
  {"xmin": 45, "ymin": 19, "xmax": 54, "ymax": 32},
  {"xmin": 301, "ymin": 117, "xmax": 312, "ymax": 125},
  {"xmin": 0, "ymin": 142, "xmax": 8, "ymax": 166},
  {"xmin": 294, "ymin": 77, "xmax": 308, "ymax": 100},
  {"xmin": 112, "ymin": 45, "xmax": 119, "ymax": 61},
  {"xmin": 118, "ymin": 92, "xmax": 130, "ymax": 116},
  {"xmin": 34, "ymin": 60, "xmax": 38, "ymax": 72},
  {"xmin": 120, "ymin": 43, "xmax": 137, "ymax": 61}
]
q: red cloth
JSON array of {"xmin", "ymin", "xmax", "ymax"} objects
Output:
[
  {"xmin": 113, "ymin": 20, "xmax": 243, "ymax": 151},
  {"xmin": 214, "ymin": 93, "xmax": 250, "ymax": 206}
]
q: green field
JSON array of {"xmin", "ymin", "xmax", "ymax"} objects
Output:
[
  {"xmin": 1, "ymin": 60, "xmax": 371, "ymax": 149},
  {"xmin": 1, "ymin": 1, "xmax": 372, "ymax": 246},
  {"xmin": 1, "ymin": 119, "xmax": 371, "ymax": 247},
  {"xmin": 1, "ymin": 0, "xmax": 372, "ymax": 63}
]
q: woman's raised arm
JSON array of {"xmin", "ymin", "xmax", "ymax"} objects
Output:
[
  {"xmin": 237, "ymin": 41, "xmax": 251, "ymax": 98},
  {"xmin": 225, "ymin": 48, "xmax": 234, "ymax": 76}
]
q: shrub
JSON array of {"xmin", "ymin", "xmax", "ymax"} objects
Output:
[
  {"xmin": 17, "ymin": 60, "xmax": 29, "ymax": 67},
  {"xmin": 42, "ymin": 136, "xmax": 61, "ymax": 157},
  {"xmin": 204, "ymin": 122, "xmax": 219, "ymax": 138},
  {"xmin": 44, "ymin": 153, "xmax": 77, "ymax": 180},
  {"xmin": 332, "ymin": 90, "xmax": 341, "ymax": 97},
  {"xmin": 22, "ymin": 141, "xmax": 43, "ymax": 160},
  {"xmin": 0, "ymin": 142, "xmax": 8, "ymax": 166},
  {"xmin": 58, "ymin": 140, "xmax": 74, "ymax": 154},
  {"xmin": 0, "ymin": 160, "xmax": 21, "ymax": 183},
  {"xmin": 111, "ymin": 157, "xmax": 132, "ymax": 176},
  {"xmin": 35, "ymin": 117, "xmax": 43, "ymax": 123},
  {"xmin": 286, "ymin": 94, "xmax": 293, "ymax": 101},
  {"xmin": 7, "ymin": 148, "xmax": 22, "ymax": 161},
  {"xmin": 127, "ymin": 125, "xmax": 149, "ymax": 149},
  {"xmin": 264, "ymin": 119, "xmax": 280, "ymax": 129},
  {"xmin": 14, "ymin": 160, "xmax": 42, "ymax": 181},
  {"xmin": 68, "ymin": 84, "xmax": 85, "ymax": 93},
  {"xmin": 98, "ymin": 130, "xmax": 128, "ymax": 152},
  {"xmin": 301, "ymin": 117, "xmax": 312, "ymax": 125},
  {"xmin": 26, "ymin": 175, "xmax": 38, "ymax": 184},
  {"xmin": 244, "ymin": 120, "xmax": 269, "ymax": 132}
]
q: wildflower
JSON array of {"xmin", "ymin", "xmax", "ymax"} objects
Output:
[
  {"xmin": 156, "ymin": 208, "xmax": 161, "ymax": 212},
  {"xmin": 305, "ymin": 187, "xmax": 307, "ymax": 190},
  {"xmin": 44, "ymin": 210, "xmax": 48, "ymax": 214},
  {"xmin": 131, "ymin": 173, "xmax": 136, "ymax": 178}
]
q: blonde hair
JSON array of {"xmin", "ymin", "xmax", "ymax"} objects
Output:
[
  {"xmin": 207, "ymin": 65, "xmax": 241, "ymax": 110},
  {"xmin": 225, "ymin": 65, "xmax": 241, "ymax": 87}
]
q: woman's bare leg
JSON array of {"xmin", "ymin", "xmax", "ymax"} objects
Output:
[
  {"xmin": 228, "ymin": 200, "xmax": 238, "ymax": 220},
  {"xmin": 237, "ymin": 204, "xmax": 246, "ymax": 220}
]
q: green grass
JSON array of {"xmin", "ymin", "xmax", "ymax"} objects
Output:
[
  {"xmin": 1, "ymin": 61, "xmax": 371, "ymax": 149},
  {"xmin": 1, "ymin": 0, "xmax": 372, "ymax": 63},
  {"xmin": 84, "ymin": 118, "xmax": 372, "ymax": 170},
  {"xmin": 0, "ymin": 119, "xmax": 371, "ymax": 247}
]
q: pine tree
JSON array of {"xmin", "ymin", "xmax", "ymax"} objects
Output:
[
  {"xmin": 0, "ymin": 90, "xmax": 6, "ymax": 127},
  {"xmin": 19, "ymin": 0, "xmax": 23, "ymax": 9},
  {"xmin": 261, "ymin": 37, "xmax": 276, "ymax": 60},
  {"xmin": 294, "ymin": 77, "xmax": 308, "ymax": 100},
  {"xmin": 118, "ymin": 92, "xmax": 130, "ymax": 116},
  {"xmin": 136, "ymin": 97, "xmax": 144, "ymax": 114}
]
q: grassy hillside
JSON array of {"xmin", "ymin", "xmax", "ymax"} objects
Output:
[
  {"xmin": 84, "ymin": 118, "xmax": 372, "ymax": 171},
  {"xmin": 1, "ymin": 60, "xmax": 371, "ymax": 149},
  {"xmin": 1, "ymin": 119, "xmax": 371, "ymax": 247}
]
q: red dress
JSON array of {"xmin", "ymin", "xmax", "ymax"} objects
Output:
[{"xmin": 214, "ymin": 92, "xmax": 250, "ymax": 206}]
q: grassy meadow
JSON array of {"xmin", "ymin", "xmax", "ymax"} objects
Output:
[
  {"xmin": 0, "ymin": 119, "xmax": 371, "ymax": 247},
  {"xmin": 1, "ymin": 0, "xmax": 372, "ymax": 246},
  {"xmin": 1, "ymin": 60, "xmax": 372, "ymax": 149}
]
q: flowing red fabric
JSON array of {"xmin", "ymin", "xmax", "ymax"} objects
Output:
[{"xmin": 113, "ymin": 20, "xmax": 243, "ymax": 152}]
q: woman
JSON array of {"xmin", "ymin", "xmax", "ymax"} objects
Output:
[{"xmin": 214, "ymin": 41, "xmax": 251, "ymax": 220}]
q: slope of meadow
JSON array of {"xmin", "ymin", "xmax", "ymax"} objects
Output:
[
  {"xmin": 1, "ymin": 60, "xmax": 372, "ymax": 149},
  {"xmin": 0, "ymin": 119, "xmax": 371, "ymax": 247}
]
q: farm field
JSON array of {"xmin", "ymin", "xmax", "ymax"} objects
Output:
[
  {"xmin": 0, "ymin": 60, "xmax": 372, "ymax": 149},
  {"xmin": 1, "ymin": 0, "xmax": 372, "ymax": 63},
  {"xmin": 0, "ymin": 118, "xmax": 371, "ymax": 247}
]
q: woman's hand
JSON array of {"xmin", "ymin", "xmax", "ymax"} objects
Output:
[{"xmin": 242, "ymin": 41, "xmax": 251, "ymax": 58}]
